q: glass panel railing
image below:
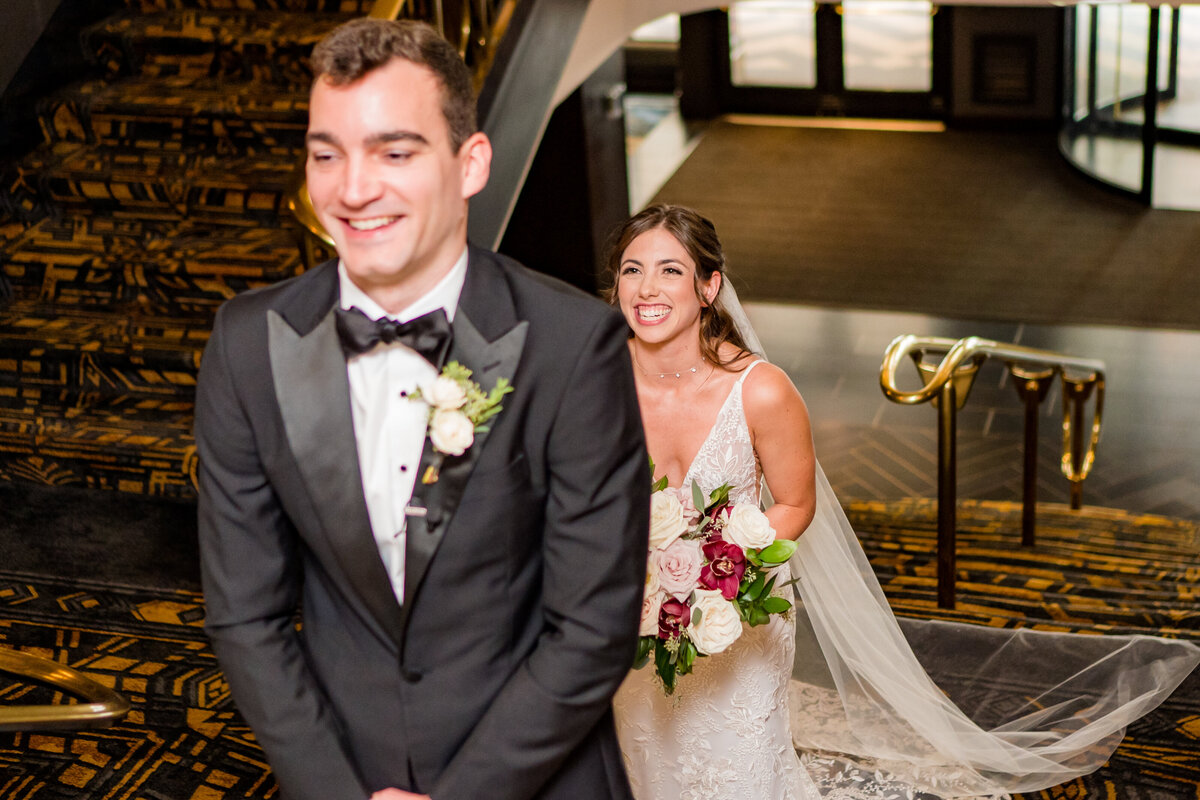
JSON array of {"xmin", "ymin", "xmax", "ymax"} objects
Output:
[
  {"xmin": 1095, "ymin": 4, "xmax": 1149, "ymax": 121},
  {"xmin": 1063, "ymin": 4, "xmax": 1200, "ymax": 210}
]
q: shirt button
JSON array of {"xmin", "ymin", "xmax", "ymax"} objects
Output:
[
  {"xmin": 399, "ymin": 390, "xmax": 408, "ymax": 398},
  {"xmin": 399, "ymin": 465, "xmax": 408, "ymax": 473}
]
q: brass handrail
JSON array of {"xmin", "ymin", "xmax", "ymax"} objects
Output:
[
  {"xmin": 0, "ymin": 647, "xmax": 132, "ymax": 732},
  {"xmin": 880, "ymin": 335, "xmax": 1106, "ymax": 609},
  {"xmin": 882, "ymin": 335, "xmax": 1106, "ymax": 404},
  {"xmin": 287, "ymin": 0, "xmax": 518, "ymax": 256}
]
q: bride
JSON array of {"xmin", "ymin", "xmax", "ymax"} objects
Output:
[
  {"xmin": 605, "ymin": 204, "xmax": 1200, "ymax": 800},
  {"xmin": 607, "ymin": 206, "xmax": 823, "ymax": 800}
]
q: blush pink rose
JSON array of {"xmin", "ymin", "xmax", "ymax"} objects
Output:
[
  {"xmin": 639, "ymin": 591, "xmax": 664, "ymax": 637},
  {"xmin": 657, "ymin": 539, "xmax": 703, "ymax": 599}
]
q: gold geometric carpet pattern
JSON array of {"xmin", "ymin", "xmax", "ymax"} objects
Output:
[
  {"xmin": 2, "ymin": 503, "xmax": 1197, "ymax": 799},
  {"xmin": 0, "ymin": 0, "xmax": 378, "ymax": 498}
]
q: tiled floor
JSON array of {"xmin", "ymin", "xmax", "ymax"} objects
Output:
[{"xmin": 747, "ymin": 301, "xmax": 1200, "ymax": 520}]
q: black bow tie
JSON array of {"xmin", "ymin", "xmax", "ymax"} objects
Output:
[{"xmin": 334, "ymin": 306, "xmax": 452, "ymax": 366}]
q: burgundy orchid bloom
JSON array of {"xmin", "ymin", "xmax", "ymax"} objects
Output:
[
  {"xmin": 658, "ymin": 598, "xmax": 692, "ymax": 639},
  {"xmin": 700, "ymin": 539, "xmax": 746, "ymax": 599}
]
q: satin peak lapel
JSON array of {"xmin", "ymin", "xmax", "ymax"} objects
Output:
[
  {"xmin": 268, "ymin": 309, "xmax": 405, "ymax": 644},
  {"xmin": 401, "ymin": 310, "xmax": 528, "ymax": 614}
]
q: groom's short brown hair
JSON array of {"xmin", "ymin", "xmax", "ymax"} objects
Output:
[{"xmin": 309, "ymin": 18, "xmax": 477, "ymax": 151}]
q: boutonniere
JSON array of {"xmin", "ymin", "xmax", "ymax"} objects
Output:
[{"xmin": 410, "ymin": 361, "xmax": 514, "ymax": 484}]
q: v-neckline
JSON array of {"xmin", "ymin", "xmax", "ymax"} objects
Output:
[{"xmin": 674, "ymin": 371, "xmax": 746, "ymax": 490}]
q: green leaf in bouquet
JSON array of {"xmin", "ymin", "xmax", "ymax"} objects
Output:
[
  {"xmin": 704, "ymin": 482, "xmax": 732, "ymax": 513},
  {"xmin": 757, "ymin": 539, "xmax": 798, "ymax": 566},
  {"xmin": 649, "ymin": 457, "xmax": 670, "ymax": 492},
  {"xmin": 742, "ymin": 572, "xmax": 767, "ymax": 603},
  {"xmin": 691, "ymin": 480, "xmax": 706, "ymax": 515},
  {"xmin": 745, "ymin": 549, "xmax": 764, "ymax": 568},
  {"xmin": 750, "ymin": 607, "xmax": 770, "ymax": 627},
  {"xmin": 679, "ymin": 639, "xmax": 698, "ymax": 672},
  {"xmin": 633, "ymin": 636, "xmax": 653, "ymax": 669},
  {"xmin": 654, "ymin": 639, "xmax": 678, "ymax": 694},
  {"xmin": 762, "ymin": 596, "xmax": 792, "ymax": 614},
  {"xmin": 690, "ymin": 605, "xmax": 703, "ymax": 628}
]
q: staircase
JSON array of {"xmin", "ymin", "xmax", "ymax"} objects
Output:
[{"xmin": 0, "ymin": 0, "xmax": 370, "ymax": 497}]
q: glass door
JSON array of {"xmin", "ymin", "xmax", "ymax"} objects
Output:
[{"xmin": 724, "ymin": 0, "xmax": 943, "ymax": 118}]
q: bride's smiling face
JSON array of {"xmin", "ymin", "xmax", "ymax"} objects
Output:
[{"xmin": 617, "ymin": 226, "xmax": 720, "ymax": 345}]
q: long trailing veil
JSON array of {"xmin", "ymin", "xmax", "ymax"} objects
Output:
[{"xmin": 719, "ymin": 279, "xmax": 1200, "ymax": 798}]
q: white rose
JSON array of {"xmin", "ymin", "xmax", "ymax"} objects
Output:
[
  {"xmin": 425, "ymin": 375, "xmax": 468, "ymax": 409},
  {"xmin": 723, "ymin": 504, "xmax": 776, "ymax": 550},
  {"xmin": 648, "ymin": 491, "xmax": 688, "ymax": 550},
  {"xmin": 429, "ymin": 409, "xmax": 474, "ymax": 455},
  {"xmin": 639, "ymin": 591, "xmax": 664, "ymax": 637},
  {"xmin": 657, "ymin": 539, "xmax": 703, "ymax": 599},
  {"xmin": 686, "ymin": 588, "xmax": 743, "ymax": 655},
  {"xmin": 643, "ymin": 550, "xmax": 662, "ymax": 599}
]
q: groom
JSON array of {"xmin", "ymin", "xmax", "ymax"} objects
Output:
[{"xmin": 195, "ymin": 18, "xmax": 649, "ymax": 800}]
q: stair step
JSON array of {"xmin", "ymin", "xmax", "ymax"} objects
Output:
[
  {"xmin": 84, "ymin": 8, "xmax": 358, "ymax": 85},
  {"xmin": 0, "ymin": 388, "xmax": 195, "ymax": 497},
  {"xmin": 10, "ymin": 141, "xmax": 300, "ymax": 223},
  {"xmin": 0, "ymin": 305, "xmax": 206, "ymax": 396},
  {"xmin": 40, "ymin": 76, "xmax": 309, "ymax": 155},
  {"xmin": 1, "ymin": 214, "xmax": 304, "ymax": 314}
]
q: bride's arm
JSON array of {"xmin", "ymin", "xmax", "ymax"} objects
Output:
[{"xmin": 743, "ymin": 362, "xmax": 817, "ymax": 540}]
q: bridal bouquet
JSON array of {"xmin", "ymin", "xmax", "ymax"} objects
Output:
[{"xmin": 634, "ymin": 471, "xmax": 798, "ymax": 694}]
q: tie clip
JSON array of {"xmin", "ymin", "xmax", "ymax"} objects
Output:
[{"xmin": 404, "ymin": 505, "xmax": 427, "ymax": 518}]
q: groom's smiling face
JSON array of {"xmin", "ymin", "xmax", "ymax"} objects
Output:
[{"xmin": 305, "ymin": 57, "xmax": 490, "ymax": 312}]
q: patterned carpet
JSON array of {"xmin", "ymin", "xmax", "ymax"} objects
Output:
[
  {"xmin": 0, "ymin": 0, "xmax": 367, "ymax": 498},
  {"xmin": 1, "ymin": 502, "xmax": 1196, "ymax": 799}
]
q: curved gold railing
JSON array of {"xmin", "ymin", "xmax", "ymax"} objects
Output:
[
  {"xmin": 0, "ymin": 647, "xmax": 132, "ymax": 732},
  {"xmin": 287, "ymin": 0, "xmax": 518, "ymax": 258},
  {"xmin": 880, "ymin": 335, "xmax": 1106, "ymax": 609}
]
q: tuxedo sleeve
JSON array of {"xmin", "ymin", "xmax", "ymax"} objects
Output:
[
  {"xmin": 195, "ymin": 305, "xmax": 369, "ymax": 800},
  {"xmin": 430, "ymin": 309, "xmax": 650, "ymax": 800}
]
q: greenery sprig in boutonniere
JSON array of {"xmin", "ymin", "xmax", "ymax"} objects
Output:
[{"xmin": 411, "ymin": 361, "xmax": 513, "ymax": 483}]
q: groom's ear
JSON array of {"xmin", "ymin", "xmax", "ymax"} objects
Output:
[{"xmin": 459, "ymin": 132, "xmax": 492, "ymax": 199}]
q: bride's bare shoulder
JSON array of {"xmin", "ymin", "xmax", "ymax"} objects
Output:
[{"xmin": 741, "ymin": 360, "xmax": 808, "ymax": 417}]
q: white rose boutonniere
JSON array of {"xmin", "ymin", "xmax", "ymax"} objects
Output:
[
  {"xmin": 425, "ymin": 374, "xmax": 468, "ymax": 410},
  {"xmin": 410, "ymin": 361, "xmax": 514, "ymax": 483},
  {"xmin": 429, "ymin": 408, "xmax": 474, "ymax": 456}
]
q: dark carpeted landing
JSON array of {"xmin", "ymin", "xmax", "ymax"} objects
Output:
[
  {"xmin": 1, "ymin": 499, "xmax": 1197, "ymax": 799},
  {"xmin": 654, "ymin": 120, "xmax": 1200, "ymax": 331},
  {"xmin": 0, "ymin": 482, "xmax": 199, "ymax": 591}
]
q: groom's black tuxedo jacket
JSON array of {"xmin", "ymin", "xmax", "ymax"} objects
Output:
[{"xmin": 195, "ymin": 246, "xmax": 650, "ymax": 800}]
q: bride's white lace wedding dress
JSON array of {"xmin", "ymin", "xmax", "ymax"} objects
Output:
[{"xmin": 613, "ymin": 361, "xmax": 822, "ymax": 800}]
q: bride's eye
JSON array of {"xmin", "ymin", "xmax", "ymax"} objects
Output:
[{"xmin": 620, "ymin": 265, "xmax": 640, "ymax": 276}]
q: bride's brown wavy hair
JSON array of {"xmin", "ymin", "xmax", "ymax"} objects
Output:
[{"xmin": 602, "ymin": 204, "xmax": 750, "ymax": 368}]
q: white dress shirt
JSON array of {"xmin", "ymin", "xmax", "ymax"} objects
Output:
[{"xmin": 339, "ymin": 249, "xmax": 468, "ymax": 603}]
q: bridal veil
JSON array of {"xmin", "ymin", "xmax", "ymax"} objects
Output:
[{"xmin": 719, "ymin": 279, "xmax": 1200, "ymax": 798}]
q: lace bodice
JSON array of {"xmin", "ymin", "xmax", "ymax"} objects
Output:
[
  {"xmin": 680, "ymin": 363, "xmax": 762, "ymax": 508},
  {"xmin": 614, "ymin": 361, "xmax": 821, "ymax": 800}
]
